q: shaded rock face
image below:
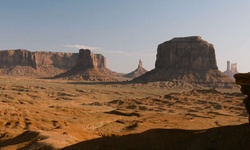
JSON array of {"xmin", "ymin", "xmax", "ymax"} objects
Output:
[
  {"xmin": 155, "ymin": 36, "xmax": 218, "ymax": 70},
  {"xmin": 0, "ymin": 49, "xmax": 111, "ymax": 78},
  {"xmin": 54, "ymin": 49, "xmax": 116, "ymax": 81},
  {"xmin": 124, "ymin": 59, "xmax": 147, "ymax": 78},
  {"xmin": 234, "ymin": 73, "xmax": 250, "ymax": 122},
  {"xmin": 133, "ymin": 36, "xmax": 235, "ymax": 88}
]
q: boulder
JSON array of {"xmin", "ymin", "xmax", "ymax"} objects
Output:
[{"xmin": 133, "ymin": 36, "xmax": 235, "ymax": 88}]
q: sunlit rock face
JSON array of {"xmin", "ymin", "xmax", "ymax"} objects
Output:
[
  {"xmin": 0, "ymin": 49, "xmax": 36, "ymax": 68},
  {"xmin": 0, "ymin": 49, "xmax": 113, "ymax": 78}
]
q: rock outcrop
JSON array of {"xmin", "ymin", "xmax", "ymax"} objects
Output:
[
  {"xmin": 54, "ymin": 49, "xmax": 117, "ymax": 81},
  {"xmin": 133, "ymin": 36, "xmax": 235, "ymax": 88},
  {"xmin": 0, "ymin": 49, "xmax": 36, "ymax": 68},
  {"xmin": 223, "ymin": 61, "xmax": 238, "ymax": 79},
  {"xmin": 0, "ymin": 49, "xmax": 78, "ymax": 77},
  {"xmin": 0, "ymin": 49, "xmax": 114, "ymax": 79},
  {"xmin": 124, "ymin": 59, "xmax": 147, "ymax": 78},
  {"xmin": 234, "ymin": 73, "xmax": 250, "ymax": 122}
]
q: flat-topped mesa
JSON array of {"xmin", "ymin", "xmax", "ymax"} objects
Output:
[
  {"xmin": 234, "ymin": 73, "xmax": 250, "ymax": 122},
  {"xmin": 133, "ymin": 36, "xmax": 235, "ymax": 88},
  {"xmin": 170, "ymin": 36, "xmax": 203, "ymax": 42},
  {"xmin": 0, "ymin": 49, "xmax": 36, "ymax": 69},
  {"xmin": 34, "ymin": 51, "xmax": 78, "ymax": 69},
  {"xmin": 155, "ymin": 36, "xmax": 217, "ymax": 70},
  {"xmin": 0, "ymin": 49, "xmax": 112, "ymax": 78}
]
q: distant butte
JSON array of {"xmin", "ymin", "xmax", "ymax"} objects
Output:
[
  {"xmin": 0, "ymin": 49, "xmax": 116, "ymax": 81},
  {"xmin": 54, "ymin": 49, "xmax": 117, "ymax": 81},
  {"xmin": 223, "ymin": 61, "xmax": 238, "ymax": 79},
  {"xmin": 133, "ymin": 36, "xmax": 235, "ymax": 88},
  {"xmin": 124, "ymin": 59, "xmax": 147, "ymax": 78},
  {"xmin": 0, "ymin": 49, "xmax": 78, "ymax": 77}
]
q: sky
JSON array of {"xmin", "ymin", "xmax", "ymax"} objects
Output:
[{"xmin": 0, "ymin": 0, "xmax": 250, "ymax": 73}]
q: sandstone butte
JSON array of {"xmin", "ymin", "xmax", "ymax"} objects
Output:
[
  {"xmin": 54, "ymin": 49, "xmax": 117, "ymax": 81},
  {"xmin": 0, "ymin": 49, "xmax": 115, "ymax": 81},
  {"xmin": 234, "ymin": 73, "xmax": 250, "ymax": 122},
  {"xmin": 124, "ymin": 59, "xmax": 147, "ymax": 78},
  {"xmin": 133, "ymin": 36, "xmax": 235, "ymax": 88},
  {"xmin": 223, "ymin": 61, "xmax": 238, "ymax": 79}
]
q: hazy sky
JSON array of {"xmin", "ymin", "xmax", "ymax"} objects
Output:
[{"xmin": 0, "ymin": 0, "xmax": 249, "ymax": 73}]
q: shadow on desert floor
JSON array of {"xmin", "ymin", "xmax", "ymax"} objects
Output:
[{"xmin": 61, "ymin": 123, "xmax": 250, "ymax": 150}]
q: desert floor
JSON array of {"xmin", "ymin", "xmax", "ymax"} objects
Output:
[{"xmin": 0, "ymin": 77, "xmax": 249, "ymax": 150}]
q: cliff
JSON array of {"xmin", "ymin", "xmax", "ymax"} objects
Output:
[
  {"xmin": 0, "ymin": 49, "xmax": 113, "ymax": 78},
  {"xmin": 155, "ymin": 36, "xmax": 217, "ymax": 69},
  {"xmin": 133, "ymin": 36, "xmax": 235, "ymax": 88},
  {"xmin": 0, "ymin": 49, "xmax": 36, "ymax": 68},
  {"xmin": 54, "ymin": 49, "xmax": 117, "ymax": 81},
  {"xmin": 234, "ymin": 73, "xmax": 250, "ymax": 122}
]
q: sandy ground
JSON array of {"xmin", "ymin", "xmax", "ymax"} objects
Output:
[{"xmin": 0, "ymin": 77, "xmax": 249, "ymax": 150}]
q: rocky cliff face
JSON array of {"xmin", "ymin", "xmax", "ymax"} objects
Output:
[
  {"xmin": 133, "ymin": 36, "xmax": 235, "ymax": 88},
  {"xmin": 155, "ymin": 36, "xmax": 218, "ymax": 70},
  {"xmin": 0, "ymin": 49, "xmax": 112, "ymax": 78},
  {"xmin": 234, "ymin": 73, "xmax": 250, "ymax": 122},
  {"xmin": 34, "ymin": 52, "xmax": 78, "ymax": 69},
  {"xmin": 54, "ymin": 49, "xmax": 116, "ymax": 81},
  {"xmin": 0, "ymin": 49, "xmax": 36, "ymax": 68},
  {"xmin": 124, "ymin": 59, "xmax": 147, "ymax": 78}
]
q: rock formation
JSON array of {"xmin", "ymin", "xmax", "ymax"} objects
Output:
[
  {"xmin": 0, "ymin": 49, "xmax": 36, "ymax": 68},
  {"xmin": 0, "ymin": 49, "xmax": 114, "ymax": 79},
  {"xmin": 54, "ymin": 49, "xmax": 117, "ymax": 81},
  {"xmin": 124, "ymin": 59, "xmax": 147, "ymax": 78},
  {"xmin": 223, "ymin": 61, "xmax": 238, "ymax": 79},
  {"xmin": 234, "ymin": 73, "xmax": 250, "ymax": 122},
  {"xmin": 0, "ymin": 49, "xmax": 78, "ymax": 77},
  {"xmin": 133, "ymin": 36, "xmax": 235, "ymax": 88}
]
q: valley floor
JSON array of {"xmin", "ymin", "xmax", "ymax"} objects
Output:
[{"xmin": 0, "ymin": 77, "xmax": 248, "ymax": 150}]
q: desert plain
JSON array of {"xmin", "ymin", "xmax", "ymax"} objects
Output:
[{"xmin": 0, "ymin": 77, "xmax": 249, "ymax": 150}]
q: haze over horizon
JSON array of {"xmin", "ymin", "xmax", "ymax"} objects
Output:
[{"xmin": 0, "ymin": 0, "xmax": 249, "ymax": 73}]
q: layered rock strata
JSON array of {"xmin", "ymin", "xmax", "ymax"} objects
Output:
[
  {"xmin": 234, "ymin": 73, "xmax": 250, "ymax": 122},
  {"xmin": 0, "ymin": 49, "xmax": 113, "ymax": 78},
  {"xmin": 133, "ymin": 36, "xmax": 235, "ymax": 88},
  {"xmin": 54, "ymin": 49, "xmax": 117, "ymax": 81},
  {"xmin": 124, "ymin": 59, "xmax": 147, "ymax": 78}
]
